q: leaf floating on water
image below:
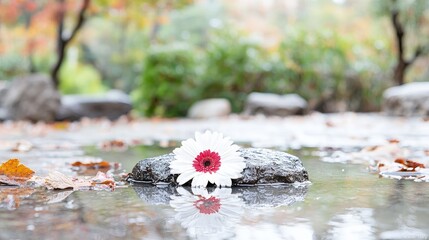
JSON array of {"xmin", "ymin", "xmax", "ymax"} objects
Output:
[
  {"xmin": 0, "ymin": 159, "xmax": 35, "ymax": 186},
  {"xmin": 71, "ymin": 158, "xmax": 121, "ymax": 175},
  {"xmin": 91, "ymin": 172, "xmax": 116, "ymax": 191},
  {"xmin": 395, "ymin": 158, "xmax": 425, "ymax": 171},
  {"xmin": 71, "ymin": 160, "xmax": 112, "ymax": 169},
  {"xmin": 44, "ymin": 171, "xmax": 115, "ymax": 191},
  {"xmin": 97, "ymin": 139, "xmax": 128, "ymax": 152},
  {"xmin": 388, "ymin": 139, "xmax": 400, "ymax": 144},
  {"xmin": 44, "ymin": 171, "xmax": 79, "ymax": 190}
]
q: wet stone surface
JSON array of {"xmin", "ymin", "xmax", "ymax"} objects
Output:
[{"xmin": 130, "ymin": 148, "xmax": 309, "ymax": 185}]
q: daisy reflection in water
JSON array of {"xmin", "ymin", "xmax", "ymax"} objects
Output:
[{"xmin": 170, "ymin": 187, "xmax": 244, "ymax": 238}]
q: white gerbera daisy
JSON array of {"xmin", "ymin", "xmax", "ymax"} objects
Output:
[
  {"xmin": 170, "ymin": 187, "xmax": 244, "ymax": 238},
  {"xmin": 170, "ymin": 131, "xmax": 246, "ymax": 188}
]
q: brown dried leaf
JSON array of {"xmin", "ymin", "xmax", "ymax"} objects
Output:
[
  {"xmin": 0, "ymin": 159, "xmax": 35, "ymax": 186},
  {"xmin": 388, "ymin": 139, "xmax": 400, "ymax": 144},
  {"xmin": 44, "ymin": 171, "xmax": 115, "ymax": 191},
  {"xmin": 44, "ymin": 171, "xmax": 78, "ymax": 190},
  {"xmin": 71, "ymin": 160, "xmax": 112, "ymax": 169},
  {"xmin": 97, "ymin": 139, "xmax": 128, "ymax": 152},
  {"xmin": 394, "ymin": 158, "xmax": 425, "ymax": 171},
  {"xmin": 365, "ymin": 146, "xmax": 379, "ymax": 152},
  {"xmin": 91, "ymin": 172, "xmax": 115, "ymax": 191}
]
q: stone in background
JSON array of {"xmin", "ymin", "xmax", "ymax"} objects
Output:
[
  {"xmin": 383, "ymin": 82, "xmax": 429, "ymax": 117},
  {"xmin": 244, "ymin": 92, "xmax": 307, "ymax": 116}
]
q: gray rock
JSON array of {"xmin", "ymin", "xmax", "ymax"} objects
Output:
[
  {"xmin": 56, "ymin": 90, "xmax": 132, "ymax": 121},
  {"xmin": 187, "ymin": 98, "xmax": 231, "ymax": 119},
  {"xmin": 2, "ymin": 74, "xmax": 60, "ymax": 122},
  {"xmin": 130, "ymin": 148, "xmax": 309, "ymax": 186},
  {"xmin": 383, "ymin": 82, "xmax": 429, "ymax": 117},
  {"xmin": 0, "ymin": 81, "xmax": 9, "ymax": 107},
  {"xmin": 132, "ymin": 184, "xmax": 308, "ymax": 208},
  {"xmin": 244, "ymin": 92, "xmax": 307, "ymax": 116},
  {"xmin": 0, "ymin": 81, "xmax": 10, "ymax": 121}
]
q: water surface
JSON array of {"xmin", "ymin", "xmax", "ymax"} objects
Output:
[{"xmin": 1, "ymin": 146, "xmax": 428, "ymax": 240}]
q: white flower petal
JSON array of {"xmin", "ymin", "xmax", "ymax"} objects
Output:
[{"xmin": 177, "ymin": 170, "xmax": 198, "ymax": 185}]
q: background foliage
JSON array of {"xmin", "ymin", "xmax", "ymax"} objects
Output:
[{"xmin": 0, "ymin": 0, "xmax": 428, "ymax": 117}]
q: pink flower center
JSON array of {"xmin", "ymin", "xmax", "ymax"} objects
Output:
[
  {"xmin": 194, "ymin": 196, "xmax": 221, "ymax": 214},
  {"xmin": 193, "ymin": 149, "xmax": 221, "ymax": 173}
]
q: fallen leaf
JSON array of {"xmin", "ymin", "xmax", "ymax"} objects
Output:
[
  {"xmin": 97, "ymin": 139, "xmax": 128, "ymax": 152},
  {"xmin": 11, "ymin": 141, "xmax": 33, "ymax": 152},
  {"xmin": 44, "ymin": 171, "xmax": 115, "ymax": 191},
  {"xmin": 388, "ymin": 139, "xmax": 400, "ymax": 144},
  {"xmin": 395, "ymin": 158, "xmax": 425, "ymax": 171},
  {"xmin": 91, "ymin": 172, "xmax": 115, "ymax": 190},
  {"xmin": 0, "ymin": 159, "xmax": 35, "ymax": 186},
  {"xmin": 51, "ymin": 121, "xmax": 70, "ymax": 130},
  {"xmin": 364, "ymin": 146, "xmax": 379, "ymax": 152},
  {"xmin": 71, "ymin": 160, "xmax": 111, "ymax": 169},
  {"xmin": 44, "ymin": 171, "xmax": 78, "ymax": 190}
]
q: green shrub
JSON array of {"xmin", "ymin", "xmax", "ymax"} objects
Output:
[
  {"xmin": 131, "ymin": 43, "xmax": 199, "ymax": 117},
  {"xmin": 200, "ymin": 29, "xmax": 270, "ymax": 112},
  {"xmin": 271, "ymin": 28, "xmax": 393, "ymax": 111},
  {"xmin": 0, "ymin": 53, "xmax": 28, "ymax": 80},
  {"xmin": 59, "ymin": 60, "xmax": 106, "ymax": 94},
  {"xmin": 132, "ymin": 28, "xmax": 393, "ymax": 117}
]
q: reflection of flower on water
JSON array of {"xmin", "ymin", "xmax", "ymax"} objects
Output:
[{"xmin": 170, "ymin": 187, "xmax": 244, "ymax": 239}]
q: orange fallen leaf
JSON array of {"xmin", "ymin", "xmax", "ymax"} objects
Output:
[
  {"xmin": 51, "ymin": 121, "xmax": 70, "ymax": 130},
  {"xmin": 0, "ymin": 159, "xmax": 35, "ymax": 186},
  {"xmin": 72, "ymin": 160, "xmax": 111, "ymax": 169},
  {"xmin": 388, "ymin": 139, "xmax": 400, "ymax": 144},
  {"xmin": 91, "ymin": 172, "xmax": 115, "ymax": 190}
]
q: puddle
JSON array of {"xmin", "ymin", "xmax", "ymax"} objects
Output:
[{"xmin": 1, "ymin": 143, "xmax": 429, "ymax": 239}]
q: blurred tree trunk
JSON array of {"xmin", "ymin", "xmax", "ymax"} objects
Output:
[
  {"xmin": 23, "ymin": 10, "xmax": 36, "ymax": 73},
  {"xmin": 150, "ymin": 4, "xmax": 163, "ymax": 43},
  {"xmin": 390, "ymin": 0, "xmax": 423, "ymax": 85},
  {"xmin": 51, "ymin": 0, "xmax": 90, "ymax": 88}
]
